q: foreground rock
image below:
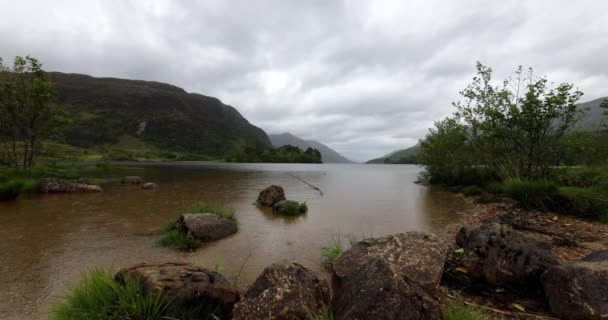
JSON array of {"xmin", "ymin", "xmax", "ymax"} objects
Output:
[
  {"xmin": 332, "ymin": 257, "xmax": 442, "ymax": 320},
  {"xmin": 333, "ymin": 232, "xmax": 446, "ymax": 292},
  {"xmin": 116, "ymin": 262, "xmax": 239, "ymax": 317},
  {"xmin": 121, "ymin": 176, "xmax": 142, "ymax": 185},
  {"xmin": 453, "ymin": 222, "xmax": 558, "ymax": 290},
  {"xmin": 233, "ymin": 261, "xmax": 330, "ymax": 320},
  {"xmin": 141, "ymin": 182, "xmax": 158, "ymax": 190},
  {"xmin": 177, "ymin": 213, "xmax": 237, "ymax": 241},
  {"xmin": 257, "ymin": 185, "xmax": 286, "ymax": 206},
  {"xmin": 40, "ymin": 178, "xmax": 103, "ymax": 193},
  {"xmin": 541, "ymin": 252, "xmax": 608, "ymax": 320}
]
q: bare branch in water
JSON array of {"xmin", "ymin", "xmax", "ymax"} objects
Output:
[{"xmin": 286, "ymin": 173, "xmax": 323, "ymax": 196}]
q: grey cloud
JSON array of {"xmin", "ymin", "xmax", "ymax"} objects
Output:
[{"xmin": 0, "ymin": 0, "xmax": 607, "ymax": 161}]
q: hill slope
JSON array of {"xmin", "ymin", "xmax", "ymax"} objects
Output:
[
  {"xmin": 49, "ymin": 72, "xmax": 272, "ymax": 158},
  {"xmin": 268, "ymin": 132, "xmax": 352, "ymax": 163},
  {"xmin": 366, "ymin": 144, "xmax": 420, "ymax": 164}
]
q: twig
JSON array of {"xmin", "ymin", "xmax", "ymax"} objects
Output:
[
  {"xmin": 233, "ymin": 249, "xmax": 252, "ymax": 288},
  {"xmin": 445, "ymin": 293, "xmax": 559, "ymax": 320},
  {"xmin": 286, "ymin": 173, "xmax": 323, "ymax": 196}
]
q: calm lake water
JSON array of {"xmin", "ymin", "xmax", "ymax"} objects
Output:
[{"xmin": 0, "ymin": 163, "xmax": 469, "ymax": 319}]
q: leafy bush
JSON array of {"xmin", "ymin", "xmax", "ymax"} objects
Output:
[
  {"xmin": 442, "ymin": 301, "xmax": 489, "ymax": 320},
  {"xmin": 501, "ymin": 179, "xmax": 557, "ymax": 207},
  {"xmin": 0, "ymin": 177, "xmax": 39, "ymax": 200},
  {"xmin": 101, "ymin": 149, "xmax": 137, "ymax": 161},
  {"xmin": 557, "ymin": 187, "xmax": 608, "ymax": 222},
  {"xmin": 552, "ymin": 167, "xmax": 608, "ymax": 188}
]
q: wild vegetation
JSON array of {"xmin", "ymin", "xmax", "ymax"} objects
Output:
[
  {"xmin": 228, "ymin": 145, "xmax": 323, "ymax": 163},
  {"xmin": 418, "ymin": 62, "xmax": 608, "ymax": 221}
]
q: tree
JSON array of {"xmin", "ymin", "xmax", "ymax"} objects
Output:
[{"xmin": 0, "ymin": 56, "xmax": 55, "ymax": 168}]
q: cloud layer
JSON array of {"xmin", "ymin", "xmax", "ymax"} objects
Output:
[{"xmin": 1, "ymin": 0, "xmax": 607, "ymax": 161}]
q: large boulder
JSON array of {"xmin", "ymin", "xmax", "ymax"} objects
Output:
[
  {"xmin": 177, "ymin": 213, "xmax": 237, "ymax": 241},
  {"xmin": 40, "ymin": 178, "xmax": 103, "ymax": 193},
  {"xmin": 115, "ymin": 262, "xmax": 239, "ymax": 317},
  {"xmin": 453, "ymin": 222, "xmax": 558, "ymax": 290},
  {"xmin": 257, "ymin": 185, "xmax": 286, "ymax": 207},
  {"xmin": 541, "ymin": 253, "xmax": 608, "ymax": 320},
  {"xmin": 332, "ymin": 257, "xmax": 442, "ymax": 320},
  {"xmin": 333, "ymin": 232, "xmax": 447, "ymax": 292},
  {"xmin": 121, "ymin": 176, "xmax": 142, "ymax": 185},
  {"xmin": 233, "ymin": 261, "xmax": 330, "ymax": 320}
]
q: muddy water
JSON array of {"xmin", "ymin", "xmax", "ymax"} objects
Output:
[{"xmin": 0, "ymin": 163, "xmax": 469, "ymax": 319}]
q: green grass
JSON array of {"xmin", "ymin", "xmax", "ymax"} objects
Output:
[
  {"xmin": 0, "ymin": 177, "xmax": 39, "ymax": 200},
  {"xmin": 188, "ymin": 202, "xmax": 237, "ymax": 224},
  {"xmin": 442, "ymin": 301, "xmax": 490, "ymax": 320},
  {"xmin": 500, "ymin": 179, "xmax": 557, "ymax": 207},
  {"xmin": 321, "ymin": 236, "xmax": 344, "ymax": 266},
  {"xmin": 278, "ymin": 200, "xmax": 308, "ymax": 216},
  {"xmin": 51, "ymin": 268, "xmax": 171, "ymax": 320},
  {"xmin": 558, "ymin": 186, "xmax": 608, "ymax": 222},
  {"xmin": 307, "ymin": 307, "xmax": 333, "ymax": 320},
  {"xmin": 552, "ymin": 166, "xmax": 608, "ymax": 188},
  {"xmin": 158, "ymin": 227, "xmax": 201, "ymax": 251},
  {"xmin": 52, "ymin": 268, "xmax": 224, "ymax": 320}
]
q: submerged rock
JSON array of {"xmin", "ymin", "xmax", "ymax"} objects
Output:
[
  {"xmin": 257, "ymin": 185, "xmax": 286, "ymax": 207},
  {"xmin": 121, "ymin": 176, "xmax": 142, "ymax": 185},
  {"xmin": 177, "ymin": 213, "xmax": 237, "ymax": 241},
  {"xmin": 40, "ymin": 178, "xmax": 103, "ymax": 193},
  {"xmin": 233, "ymin": 261, "xmax": 330, "ymax": 320},
  {"xmin": 115, "ymin": 262, "xmax": 239, "ymax": 317},
  {"xmin": 333, "ymin": 232, "xmax": 447, "ymax": 292},
  {"xmin": 141, "ymin": 182, "xmax": 158, "ymax": 190},
  {"xmin": 332, "ymin": 257, "xmax": 442, "ymax": 320},
  {"xmin": 454, "ymin": 222, "xmax": 558, "ymax": 290}
]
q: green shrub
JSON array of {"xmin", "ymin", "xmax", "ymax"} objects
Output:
[
  {"xmin": 279, "ymin": 200, "xmax": 308, "ymax": 216},
  {"xmin": 51, "ymin": 268, "xmax": 171, "ymax": 320},
  {"xmin": 321, "ymin": 236, "xmax": 343, "ymax": 266},
  {"xmin": 552, "ymin": 167, "xmax": 608, "ymax": 188},
  {"xmin": 0, "ymin": 178, "xmax": 39, "ymax": 200},
  {"xmin": 442, "ymin": 301, "xmax": 490, "ymax": 320},
  {"xmin": 501, "ymin": 179, "xmax": 557, "ymax": 207},
  {"xmin": 462, "ymin": 185, "xmax": 483, "ymax": 196},
  {"xmin": 558, "ymin": 187, "xmax": 608, "ymax": 221},
  {"xmin": 158, "ymin": 227, "xmax": 201, "ymax": 251},
  {"xmin": 188, "ymin": 202, "xmax": 237, "ymax": 224}
]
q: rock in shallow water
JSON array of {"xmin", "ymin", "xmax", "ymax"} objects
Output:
[
  {"xmin": 332, "ymin": 257, "xmax": 442, "ymax": 320},
  {"xmin": 177, "ymin": 213, "xmax": 237, "ymax": 241},
  {"xmin": 141, "ymin": 182, "xmax": 158, "ymax": 190},
  {"xmin": 233, "ymin": 261, "xmax": 330, "ymax": 320},
  {"xmin": 39, "ymin": 178, "xmax": 103, "ymax": 193},
  {"xmin": 257, "ymin": 185, "xmax": 286, "ymax": 206},
  {"xmin": 115, "ymin": 262, "xmax": 239, "ymax": 317},
  {"xmin": 333, "ymin": 231, "xmax": 447, "ymax": 292},
  {"xmin": 121, "ymin": 176, "xmax": 142, "ymax": 185},
  {"xmin": 541, "ymin": 252, "xmax": 608, "ymax": 320}
]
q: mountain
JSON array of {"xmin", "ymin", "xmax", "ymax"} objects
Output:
[
  {"xmin": 366, "ymin": 144, "xmax": 420, "ymax": 164},
  {"xmin": 49, "ymin": 72, "xmax": 272, "ymax": 158},
  {"xmin": 574, "ymin": 97, "xmax": 607, "ymax": 131},
  {"xmin": 268, "ymin": 132, "xmax": 352, "ymax": 163}
]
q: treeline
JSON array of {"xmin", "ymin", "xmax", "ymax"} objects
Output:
[
  {"xmin": 417, "ymin": 62, "xmax": 608, "ymax": 221},
  {"xmin": 228, "ymin": 145, "xmax": 322, "ymax": 163}
]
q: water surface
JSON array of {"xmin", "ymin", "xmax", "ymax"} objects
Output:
[{"xmin": 0, "ymin": 163, "xmax": 469, "ymax": 319}]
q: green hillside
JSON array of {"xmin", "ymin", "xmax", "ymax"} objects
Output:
[{"xmin": 49, "ymin": 72, "xmax": 272, "ymax": 160}]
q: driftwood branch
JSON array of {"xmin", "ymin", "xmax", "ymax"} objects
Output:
[{"xmin": 286, "ymin": 173, "xmax": 323, "ymax": 196}]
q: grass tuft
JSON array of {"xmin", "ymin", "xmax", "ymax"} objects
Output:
[
  {"xmin": 321, "ymin": 235, "xmax": 344, "ymax": 266},
  {"xmin": 442, "ymin": 300, "xmax": 490, "ymax": 320},
  {"xmin": 158, "ymin": 227, "xmax": 201, "ymax": 251},
  {"xmin": 188, "ymin": 202, "xmax": 237, "ymax": 223},
  {"xmin": 278, "ymin": 200, "xmax": 308, "ymax": 216},
  {"xmin": 500, "ymin": 179, "xmax": 557, "ymax": 207},
  {"xmin": 307, "ymin": 307, "xmax": 334, "ymax": 320}
]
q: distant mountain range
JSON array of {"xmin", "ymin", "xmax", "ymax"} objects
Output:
[
  {"xmin": 268, "ymin": 132, "xmax": 352, "ymax": 163},
  {"xmin": 366, "ymin": 97, "xmax": 607, "ymax": 164}
]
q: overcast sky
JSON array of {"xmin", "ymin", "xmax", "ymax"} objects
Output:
[{"xmin": 1, "ymin": 1, "xmax": 607, "ymax": 161}]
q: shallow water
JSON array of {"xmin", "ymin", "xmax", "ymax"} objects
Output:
[{"xmin": 0, "ymin": 163, "xmax": 469, "ymax": 319}]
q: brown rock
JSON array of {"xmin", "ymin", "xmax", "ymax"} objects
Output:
[
  {"xmin": 115, "ymin": 262, "xmax": 239, "ymax": 317},
  {"xmin": 141, "ymin": 182, "xmax": 158, "ymax": 190},
  {"xmin": 257, "ymin": 185, "xmax": 286, "ymax": 207},
  {"xmin": 233, "ymin": 261, "xmax": 330, "ymax": 320},
  {"xmin": 332, "ymin": 257, "xmax": 442, "ymax": 320},
  {"xmin": 178, "ymin": 213, "xmax": 237, "ymax": 241},
  {"xmin": 454, "ymin": 222, "xmax": 558, "ymax": 290},
  {"xmin": 121, "ymin": 176, "xmax": 142, "ymax": 185},
  {"xmin": 333, "ymin": 232, "xmax": 447, "ymax": 292},
  {"xmin": 541, "ymin": 254, "xmax": 608, "ymax": 320},
  {"xmin": 39, "ymin": 178, "xmax": 102, "ymax": 193}
]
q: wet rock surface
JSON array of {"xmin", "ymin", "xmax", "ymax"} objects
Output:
[
  {"xmin": 332, "ymin": 257, "xmax": 442, "ymax": 320},
  {"xmin": 177, "ymin": 213, "xmax": 237, "ymax": 241},
  {"xmin": 233, "ymin": 261, "xmax": 330, "ymax": 320},
  {"xmin": 141, "ymin": 182, "xmax": 158, "ymax": 190},
  {"xmin": 115, "ymin": 262, "xmax": 239, "ymax": 317},
  {"xmin": 541, "ymin": 252, "xmax": 608, "ymax": 320},
  {"xmin": 333, "ymin": 232, "xmax": 447, "ymax": 292},
  {"xmin": 452, "ymin": 222, "xmax": 558, "ymax": 290},
  {"xmin": 121, "ymin": 176, "xmax": 142, "ymax": 185},
  {"xmin": 257, "ymin": 185, "xmax": 286, "ymax": 207},
  {"xmin": 39, "ymin": 178, "xmax": 103, "ymax": 193}
]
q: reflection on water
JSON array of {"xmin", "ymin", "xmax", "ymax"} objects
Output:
[{"xmin": 0, "ymin": 163, "xmax": 469, "ymax": 319}]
